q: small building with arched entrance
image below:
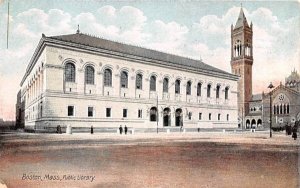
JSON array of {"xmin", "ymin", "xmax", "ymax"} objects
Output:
[{"xmin": 244, "ymin": 70, "xmax": 300, "ymax": 129}]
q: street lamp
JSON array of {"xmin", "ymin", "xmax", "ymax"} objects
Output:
[{"xmin": 268, "ymin": 82, "xmax": 274, "ymax": 138}]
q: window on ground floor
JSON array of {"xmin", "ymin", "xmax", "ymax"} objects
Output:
[
  {"xmin": 88, "ymin": 107, "xmax": 94, "ymax": 117},
  {"xmin": 138, "ymin": 109, "xmax": 142, "ymax": 118},
  {"xmin": 68, "ymin": 106, "xmax": 74, "ymax": 116},
  {"xmin": 188, "ymin": 112, "xmax": 192, "ymax": 120},
  {"xmin": 123, "ymin": 109, "xmax": 127, "ymax": 118},
  {"xmin": 106, "ymin": 108, "xmax": 111, "ymax": 117}
]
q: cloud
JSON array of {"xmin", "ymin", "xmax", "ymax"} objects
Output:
[{"xmin": 143, "ymin": 20, "xmax": 188, "ymax": 54}]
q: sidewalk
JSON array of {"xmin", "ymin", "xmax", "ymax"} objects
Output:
[{"xmin": 2, "ymin": 131, "xmax": 299, "ymax": 147}]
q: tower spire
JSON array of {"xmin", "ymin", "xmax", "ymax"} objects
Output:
[{"xmin": 234, "ymin": 6, "xmax": 249, "ymax": 29}]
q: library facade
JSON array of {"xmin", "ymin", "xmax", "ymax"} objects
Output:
[{"xmin": 18, "ymin": 32, "xmax": 238, "ymax": 132}]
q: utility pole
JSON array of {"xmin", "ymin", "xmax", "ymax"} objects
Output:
[
  {"xmin": 268, "ymin": 82, "xmax": 274, "ymax": 138},
  {"xmin": 7, "ymin": 0, "xmax": 10, "ymax": 49}
]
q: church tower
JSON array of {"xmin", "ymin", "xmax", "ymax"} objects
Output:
[{"xmin": 231, "ymin": 7, "xmax": 253, "ymax": 121}]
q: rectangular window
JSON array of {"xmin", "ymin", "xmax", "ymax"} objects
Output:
[
  {"xmin": 227, "ymin": 114, "xmax": 229, "ymax": 121},
  {"xmin": 88, "ymin": 107, "xmax": 93, "ymax": 117},
  {"xmin": 199, "ymin": 113, "xmax": 202, "ymax": 120},
  {"xmin": 138, "ymin": 109, "xmax": 142, "ymax": 118},
  {"xmin": 218, "ymin": 114, "xmax": 221, "ymax": 121},
  {"xmin": 106, "ymin": 108, "xmax": 111, "ymax": 117},
  {"xmin": 68, "ymin": 106, "xmax": 74, "ymax": 116},
  {"xmin": 188, "ymin": 112, "xmax": 192, "ymax": 120},
  {"xmin": 123, "ymin": 109, "xmax": 127, "ymax": 118},
  {"xmin": 209, "ymin": 113, "xmax": 211, "ymax": 120}
]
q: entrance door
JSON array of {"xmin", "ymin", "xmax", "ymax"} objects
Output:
[
  {"xmin": 163, "ymin": 108, "xmax": 171, "ymax": 126},
  {"xmin": 175, "ymin": 108, "xmax": 182, "ymax": 127}
]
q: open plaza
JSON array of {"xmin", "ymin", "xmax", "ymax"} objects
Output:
[{"xmin": 0, "ymin": 130, "xmax": 299, "ymax": 188}]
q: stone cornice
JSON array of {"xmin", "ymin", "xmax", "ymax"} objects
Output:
[{"xmin": 20, "ymin": 37, "xmax": 47, "ymax": 86}]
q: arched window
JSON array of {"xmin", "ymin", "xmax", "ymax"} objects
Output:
[
  {"xmin": 283, "ymin": 104, "xmax": 286, "ymax": 114},
  {"xmin": 136, "ymin": 73, "xmax": 143, "ymax": 89},
  {"xmin": 104, "ymin": 69, "xmax": 112, "ymax": 86},
  {"xmin": 85, "ymin": 66, "xmax": 94, "ymax": 84},
  {"xmin": 207, "ymin": 84, "xmax": 211, "ymax": 98},
  {"xmin": 150, "ymin": 76, "xmax": 156, "ymax": 91},
  {"xmin": 120, "ymin": 71, "xmax": 128, "ymax": 88},
  {"xmin": 163, "ymin": 78, "xmax": 169, "ymax": 93},
  {"xmin": 225, "ymin": 87, "xmax": 229, "ymax": 100},
  {"xmin": 197, "ymin": 83, "xmax": 202, "ymax": 96},
  {"xmin": 276, "ymin": 105, "xmax": 279, "ymax": 114},
  {"xmin": 186, "ymin": 81, "xmax": 191, "ymax": 95},
  {"xmin": 280, "ymin": 104, "xmax": 283, "ymax": 114},
  {"xmin": 175, "ymin": 79, "xmax": 180, "ymax": 94},
  {"xmin": 273, "ymin": 105, "xmax": 276, "ymax": 114},
  {"xmin": 150, "ymin": 107, "xmax": 157, "ymax": 121},
  {"xmin": 216, "ymin": 85, "xmax": 220, "ymax": 99},
  {"xmin": 287, "ymin": 104, "xmax": 290, "ymax": 114},
  {"xmin": 65, "ymin": 63, "xmax": 76, "ymax": 82}
]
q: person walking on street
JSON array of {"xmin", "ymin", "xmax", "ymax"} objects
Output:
[
  {"xmin": 119, "ymin": 125, "xmax": 123, "ymax": 135},
  {"xmin": 124, "ymin": 125, "xmax": 128, "ymax": 135},
  {"xmin": 292, "ymin": 126, "xmax": 297, "ymax": 140}
]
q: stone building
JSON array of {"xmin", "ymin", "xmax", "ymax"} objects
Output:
[
  {"xmin": 18, "ymin": 29, "xmax": 239, "ymax": 132},
  {"xmin": 245, "ymin": 71, "xmax": 300, "ymax": 129}
]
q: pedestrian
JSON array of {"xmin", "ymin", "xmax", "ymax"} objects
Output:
[
  {"xmin": 119, "ymin": 125, "xmax": 123, "ymax": 135},
  {"xmin": 91, "ymin": 125, "xmax": 94, "ymax": 134},
  {"xmin": 289, "ymin": 124, "xmax": 292, "ymax": 135},
  {"xmin": 124, "ymin": 125, "xmax": 128, "ymax": 135},
  {"xmin": 57, "ymin": 125, "xmax": 62, "ymax": 134},
  {"xmin": 292, "ymin": 126, "xmax": 297, "ymax": 140}
]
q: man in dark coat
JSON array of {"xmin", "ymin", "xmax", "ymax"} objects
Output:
[
  {"xmin": 119, "ymin": 125, "xmax": 123, "ymax": 135},
  {"xmin": 292, "ymin": 126, "xmax": 297, "ymax": 140},
  {"xmin": 124, "ymin": 125, "xmax": 128, "ymax": 135}
]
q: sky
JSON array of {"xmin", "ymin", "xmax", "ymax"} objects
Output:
[{"xmin": 0, "ymin": 0, "xmax": 299, "ymax": 120}]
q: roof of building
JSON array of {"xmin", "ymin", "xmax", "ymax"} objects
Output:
[
  {"xmin": 285, "ymin": 69, "xmax": 300, "ymax": 84},
  {"xmin": 234, "ymin": 7, "xmax": 249, "ymax": 29},
  {"xmin": 251, "ymin": 94, "xmax": 262, "ymax": 101},
  {"xmin": 47, "ymin": 33, "xmax": 232, "ymax": 76}
]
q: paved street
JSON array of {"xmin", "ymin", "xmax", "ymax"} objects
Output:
[{"xmin": 0, "ymin": 131, "xmax": 299, "ymax": 188}]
